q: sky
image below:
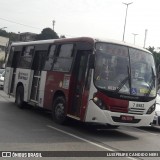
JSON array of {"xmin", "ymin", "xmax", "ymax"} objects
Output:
[{"xmin": 0, "ymin": 0, "xmax": 160, "ymax": 49}]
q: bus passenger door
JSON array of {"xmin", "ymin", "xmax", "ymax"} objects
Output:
[
  {"xmin": 30, "ymin": 51, "xmax": 46, "ymax": 102},
  {"xmin": 10, "ymin": 51, "xmax": 21, "ymax": 94},
  {"xmin": 4, "ymin": 47, "xmax": 21, "ymax": 95},
  {"xmin": 70, "ymin": 52, "xmax": 89, "ymax": 118}
]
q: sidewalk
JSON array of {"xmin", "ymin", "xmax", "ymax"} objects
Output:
[{"xmin": 0, "ymin": 90, "xmax": 15, "ymax": 102}]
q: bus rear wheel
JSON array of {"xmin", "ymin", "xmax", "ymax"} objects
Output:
[
  {"xmin": 16, "ymin": 85, "xmax": 25, "ymax": 109},
  {"xmin": 52, "ymin": 96, "xmax": 67, "ymax": 124}
]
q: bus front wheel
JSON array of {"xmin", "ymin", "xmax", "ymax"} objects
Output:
[
  {"xmin": 52, "ymin": 96, "xmax": 67, "ymax": 124},
  {"xmin": 16, "ymin": 85, "xmax": 25, "ymax": 109}
]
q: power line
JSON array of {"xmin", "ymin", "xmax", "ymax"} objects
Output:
[
  {"xmin": 0, "ymin": 17, "xmax": 76, "ymax": 38},
  {"xmin": 0, "ymin": 17, "xmax": 41, "ymax": 30}
]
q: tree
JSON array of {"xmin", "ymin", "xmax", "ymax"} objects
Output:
[
  {"xmin": 0, "ymin": 30, "xmax": 8, "ymax": 37},
  {"xmin": 60, "ymin": 35, "xmax": 66, "ymax": 38},
  {"xmin": 36, "ymin": 28, "xmax": 59, "ymax": 40},
  {"xmin": 0, "ymin": 30, "xmax": 20, "ymax": 42}
]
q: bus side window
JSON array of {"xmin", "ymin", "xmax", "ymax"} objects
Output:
[
  {"xmin": 43, "ymin": 45, "xmax": 56, "ymax": 70},
  {"xmin": 6, "ymin": 47, "xmax": 15, "ymax": 67},
  {"xmin": 11, "ymin": 51, "xmax": 21, "ymax": 68},
  {"xmin": 7, "ymin": 46, "xmax": 21, "ymax": 68},
  {"xmin": 32, "ymin": 50, "xmax": 48, "ymax": 71},
  {"xmin": 53, "ymin": 44, "xmax": 74, "ymax": 72},
  {"xmin": 19, "ymin": 46, "xmax": 34, "ymax": 69}
]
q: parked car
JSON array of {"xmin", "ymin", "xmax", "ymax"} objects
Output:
[
  {"xmin": 0, "ymin": 71, "xmax": 5, "ymax": 89},
  {"xmin": 152, "ymin": 94, "xmax": 160, "ymax": 126},
  {"xmin": 0, "ymin": 69, "xmax": 5, "ymax": 76}
]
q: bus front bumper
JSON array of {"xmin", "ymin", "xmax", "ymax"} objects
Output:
[{"xmin": 85, "ymin": 101, "xmax": 154, "ymax": 127}]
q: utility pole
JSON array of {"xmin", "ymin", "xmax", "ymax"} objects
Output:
[
  {"xmin": 52, "ymin": 20, "xmax": 55, "ymax": 31},
  {"xmin": 143, "ymin": 29, "xmax": 148, "ymax": 48},
  {"xmin": 132, "ymin": 33, "xmax": 138, "ymax": 44},
  {"xmin": 122, "ymin": 2, "xmax": 133, "ymax": 42}
]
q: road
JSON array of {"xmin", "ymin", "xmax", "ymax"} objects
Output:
[{"xmin": 0, "ymin": 90, "xmax": 160, "ymax": 160}]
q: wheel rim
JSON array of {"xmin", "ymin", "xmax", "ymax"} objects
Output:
[{"xmin": 55, "ymin": 103, "xmax": 64, "ymax": 120}]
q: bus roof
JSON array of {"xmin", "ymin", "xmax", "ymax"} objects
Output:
[
  {"xmin": 95, "ymin": 38, "xmax": 150, "ymax": 53},
  {"xmin": 11, "ymin": 37, "xmax": 94, "ymax": 46},
  {"xmin": 11, "ymin": 37, "xmax": 150, "ymax": 53}
]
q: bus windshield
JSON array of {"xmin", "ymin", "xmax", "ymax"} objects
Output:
[{"xmin": 94, "ymin": 43, "xmax": 156, "ymax": 97}]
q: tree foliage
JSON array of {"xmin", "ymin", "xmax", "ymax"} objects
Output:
[
  {"xmin": 36, "ymin": 28, "xmax": 59, "ymax": 40},
  {"xmin": 0, "ymin": 27, "xmax": 60, "ymax": 42},
  {"xmin": 0, "ymin": 30, "xmax": 19, "ymax": 41}
]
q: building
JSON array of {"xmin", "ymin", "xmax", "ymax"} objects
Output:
[
  {"xmin": 19, "ymin": 32, "xmax": 37, "ymax": 42},
  {"xmin": 0, "ymin": 36, "xmax": 9, "ymax": 68}
]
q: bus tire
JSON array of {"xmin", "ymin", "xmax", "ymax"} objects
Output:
[
  {"xmin": 52, "ymin": 96, "xmax": 67, "ymax": 124},
  {"xmin": 16, "ymin": 85, "xmax": 25, "ymax": 109}
]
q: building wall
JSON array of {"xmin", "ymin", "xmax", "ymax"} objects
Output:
[
  {"xmin": 0, "ymin": 36, "xmax": 9, "ymax": 68},
  {"xmin": 19, "ymin": 32, "xmax": 37, "ymax": 42}
]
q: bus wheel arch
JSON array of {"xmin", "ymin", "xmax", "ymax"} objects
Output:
[
  {"xmin": 15, "ymin": 83, "xmax": 25, "ymax": 109},
  {"xmin": 52, "ymin": 91, "xmax": 67, "ymax": 124}
]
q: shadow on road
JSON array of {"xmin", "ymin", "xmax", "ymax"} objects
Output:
[
  {"xmin": 137, "ymin": 126, "xmax": 160, "ymax": 134},
  {"xmin": 1, "ymin": 101, "xmax": 139, "ymax": 142}
]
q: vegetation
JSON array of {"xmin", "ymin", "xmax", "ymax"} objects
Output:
[
  {"xmin": 1, "ymin": 28, "xmax": 160, "ymax": 70},
  {"xmin": 0, "ymin": 27, "xmax": 59, "ymax": 42},
  {"xmin": 0, "ymin": 30, "xmax": 19, "ymax": 41},
  {"xmin": 36, "ymin": 28, "xmax": 59, "ymax": 40}
]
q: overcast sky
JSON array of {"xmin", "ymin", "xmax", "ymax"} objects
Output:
[{"xmin": 0, "ymin": 0, "xmax": 160, "ymax": 48}]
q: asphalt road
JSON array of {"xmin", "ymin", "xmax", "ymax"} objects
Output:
[{"xmin": 0, "ymin": 90, "xmax": 160, "ymax": 160}]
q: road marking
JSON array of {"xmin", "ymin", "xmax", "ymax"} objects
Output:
[{"xmin": 47, "ymin": 125, "xmax": 137, "ymax": 160}]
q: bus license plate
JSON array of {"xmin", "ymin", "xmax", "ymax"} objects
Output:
[{"xmin": 121, "ymin": 115, "xmax": 134, "ymax": 121}]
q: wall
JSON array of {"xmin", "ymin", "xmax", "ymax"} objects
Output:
[{"xmin": 0, "ymin": 36, "xmax": 9, "ymax": 68}]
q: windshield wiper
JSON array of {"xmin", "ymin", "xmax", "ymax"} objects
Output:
[
  {"xmin": 115, "ymin": 76, "xmax": 129, "ymax": 93},
  {"xmin": 115, "ymin": 66, "xmax": 130, "ymax": 93},
  {"xmin": 146, "ymin": 67, "xmax": 156, "ymax": 97}
]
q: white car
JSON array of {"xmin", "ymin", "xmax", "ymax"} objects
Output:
[
  {"xmin": 0, "ymin": 69, "xmax": 5, "ymax": 76},
  {"xmin": 152, "ymin": 94, "xmax": 160, "ymax": 126},
  {"xmin": 0, "ymin": 71, "xmax": 5, "ymax": 89}
]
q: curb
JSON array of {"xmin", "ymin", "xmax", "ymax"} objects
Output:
[{"xmin": 0, "ymin": 90, "xmax": 15, "ymax": 102}]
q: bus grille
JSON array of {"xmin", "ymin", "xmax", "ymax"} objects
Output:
[
  {"xmin": 128, "ymin": 108, "xmax": 145, "ymax": 115},
  {"xmin": 110, "ymin": 106, "xmax": 128, "ymax": 113},
  {"xmin": 110, "ymin": 106, "xmax": 145, "ymax": 115}
]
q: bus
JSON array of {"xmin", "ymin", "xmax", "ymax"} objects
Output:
[{"xmin": 4, "ymin": 37, "xmax": 157, "ymax": 127}]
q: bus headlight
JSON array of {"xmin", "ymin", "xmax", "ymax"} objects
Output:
[
  {"xmin": 93, "ymin": 97, "xmax": 106, "ymax": 110},
  {"xmin": 146, "ymin": 103, "xmax": 156, "ymax": 114}
]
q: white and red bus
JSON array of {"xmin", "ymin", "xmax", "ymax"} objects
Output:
[{"xmin": 4, "ymin": 37, "xmax": 157, "ymax": 126}]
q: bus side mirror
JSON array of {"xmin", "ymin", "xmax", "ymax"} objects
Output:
[{"xmin": 89, "ymin": 54, "xmax": 95, "ymax": 69}]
